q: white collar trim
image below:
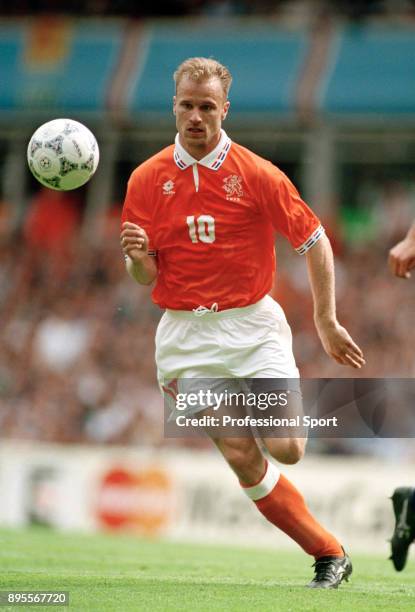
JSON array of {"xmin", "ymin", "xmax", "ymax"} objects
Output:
[{"xmin": 174, "ymin": 129, "xmax": 231, "ymax": 171}]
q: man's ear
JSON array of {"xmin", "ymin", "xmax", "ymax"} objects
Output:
[
  {"xmin": 173, "ymin": 96, "xmax": 176, "ymax": 115},
  {"xmin": 222, "ymin": 100, "xmax": 230, "ymax": 120}
]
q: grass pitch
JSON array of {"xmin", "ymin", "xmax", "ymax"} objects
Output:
[{"xmin": 0, "ymin": 527, "xmax": 414, "ymax": 611}]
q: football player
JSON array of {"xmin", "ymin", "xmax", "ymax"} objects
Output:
[{"xmin": 121, "ymin": 57, "xmax": 365, "ymax": 588}]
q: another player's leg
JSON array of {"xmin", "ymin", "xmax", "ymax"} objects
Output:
[
  {"xmin": 210, "ymin": 434, "xmax": 352, "ymax": 588},
  {"xmin": 390, "ymin": 487, "xmax": 415, "ymax": 571}
]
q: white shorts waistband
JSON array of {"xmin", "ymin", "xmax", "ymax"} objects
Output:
[{"xmin": 165, "ymin": 296, "xmax": 270, "ymax": 321}]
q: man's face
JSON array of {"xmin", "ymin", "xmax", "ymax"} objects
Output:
[{"xmin": 173, "ymin": 76, "xmax": 230, "ymax": 158}]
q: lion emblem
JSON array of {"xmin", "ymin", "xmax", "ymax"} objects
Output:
[{"xmin": 222, "ymin": 175, "xmax": 243, "ymax": 198}]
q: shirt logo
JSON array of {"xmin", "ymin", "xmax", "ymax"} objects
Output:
[
  {"xmin": 163, "ymin": 179, "xmax": 175, "ymax": 195},
  {"xmin": 222, "ymin": 175, "xmax": 243, "ymax": 201}
]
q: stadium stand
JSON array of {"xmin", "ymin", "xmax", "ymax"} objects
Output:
[
  {"xmin": 128, "ymin": 22, "xmax": 308, "ymax": 114},
  {"xmin": 0, "ymin": 19, "xmax": 122, "ymax": 112},
  {"xmin": 319, "ymin": 25, "xmax": 415, "ymax": 115},
  {"xmin": 0, "ymin": 18, "xmax": 414, "ymax": 117}
]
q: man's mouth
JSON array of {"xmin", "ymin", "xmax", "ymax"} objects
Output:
[{"xmin": 187, "ymin": 127, "xmax": 204, "ymax": 134}]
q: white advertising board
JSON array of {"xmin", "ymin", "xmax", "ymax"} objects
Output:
[{"xmin": 0, "ymin": 440, "xmax": 411, "ymax": 554}]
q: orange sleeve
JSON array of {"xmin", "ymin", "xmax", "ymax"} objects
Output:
[
  {"xmin": 121, "ymin": 168, "xmax": 155, "ymax": 254},
  {"xmin": 258, "ymin": 161, "xmax": 324, "ymax": 254}
]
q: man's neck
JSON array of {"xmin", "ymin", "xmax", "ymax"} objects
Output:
[{"xmin": 178, "ymin": 133, "xmax": 222, "ymax": 162}]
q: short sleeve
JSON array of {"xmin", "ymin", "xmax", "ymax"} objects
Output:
[
  {"xmin": 258, "ymin": 162, "xmax": 324, "ymax": 254},
  {"xmin": 121, "ymin": 168, "xmax": 155, "ymax": 255}
]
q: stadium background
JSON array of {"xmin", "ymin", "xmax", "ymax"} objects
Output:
[{"xmin": 0, "ymin": 0, "xmax": 415, "ymax": 556}]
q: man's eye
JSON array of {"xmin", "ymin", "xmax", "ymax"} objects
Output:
[{"xmin": 202, "ymin": 106, "xmax": 212, "ymax": 111}]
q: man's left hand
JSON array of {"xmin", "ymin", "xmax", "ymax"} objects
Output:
[{"xmin": 316, "ymin": 320, "xmax": 366, "ymax": 369}]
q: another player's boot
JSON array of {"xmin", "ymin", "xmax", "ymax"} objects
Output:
[
  {"xmin": 390, "ymin": 487, "xmax": 415, "ymax": 571},
  {"xmin": 307, "ymin": 550, "xmax": 352, "ymax": 589}
]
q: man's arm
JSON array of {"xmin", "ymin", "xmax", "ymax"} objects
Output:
[
  {"xmin": 305, "ymin": 233, "xmax": 365, "ymax": 369},
  {"xmin": 120, "ymin": 221, "xmax": 157, "ymax": 285},
  {"xmin": 388, "ymin": 222, "xmax": 415, "ymax": 279}
]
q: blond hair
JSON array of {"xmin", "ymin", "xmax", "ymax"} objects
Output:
[{"xmin": 173, "ymin": 57, "xmax": 232, "ymax": 99}]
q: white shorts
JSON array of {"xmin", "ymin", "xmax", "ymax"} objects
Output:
[{"xmin": 155, "ymin": 295, "xmax": 300, "ymax": 417}]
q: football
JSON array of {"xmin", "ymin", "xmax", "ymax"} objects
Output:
[{"xmin": 27, "ymin": 118, "xmax": 99, "ymax": 191}]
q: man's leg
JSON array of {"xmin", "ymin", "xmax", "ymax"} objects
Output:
[
  {"xmin": 210, "ymin": 434, "xmax": 352, "ymax": 588},
  {"xmin": 254, "ymin": 387, "xmax": 307, "ymax": 465},
  {"xmin": 390, "ymin": 487, "xmax": 415, "ymax": 571},
  {"xmin": 262, "ymin": 436, "xmax": 306, "ymax": 465}
]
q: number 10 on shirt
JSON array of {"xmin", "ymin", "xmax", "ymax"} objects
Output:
[{"xmin": 186, "ymin": 215, "xmax": 216, "ymax": 244}]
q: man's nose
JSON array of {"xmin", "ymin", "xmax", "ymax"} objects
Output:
[{"xmin": 189, "ymin": 109, "xmax": 202, "ymax": 123}]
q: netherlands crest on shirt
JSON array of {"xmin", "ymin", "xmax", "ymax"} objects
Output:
[{"xmin": 222, "ymin": 175, "xmax": 243, "ymax": 200}]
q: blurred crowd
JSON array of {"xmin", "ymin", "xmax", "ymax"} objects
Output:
[
  {"xmin": 0, "ymin": 182, "xmax": 414, "ymax": 450},
  {"xmin": 0, "ymin": 190, "xmax": 162, "ymax": 446},
  {"xmin": 2, "ymin": 0, "xmax": 415, "ymax": 21}
]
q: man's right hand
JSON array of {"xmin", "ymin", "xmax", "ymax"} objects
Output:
[
  {"xmin": 388, "ymin": 225, "xmax": 415, "ymax": 279},
  {"xmin": 120, "ymin": 221, "xmax": 150, "ymax": 262}
]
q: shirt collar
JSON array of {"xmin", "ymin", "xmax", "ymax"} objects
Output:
[{"xmin": 174, "ymin": 129, "xmax": 232, "ymax": 171}]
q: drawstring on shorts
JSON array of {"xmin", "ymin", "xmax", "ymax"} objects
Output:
[{"xmin": 192, "ymin": 303, "xmax": 219, "ymax": 317}]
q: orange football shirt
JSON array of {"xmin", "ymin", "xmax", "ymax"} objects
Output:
[{"xmin": 122, "ymin": 130, "xmax": 324, "ymax": 311}]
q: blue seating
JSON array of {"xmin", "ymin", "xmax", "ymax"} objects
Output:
[
  {"xmin": 0, "ymin": 23, "xmax": 23, "ymax": 110},
  {"xmin": 0, "ymin": 20, "xmax": 121, "ymax": 111},
  {"xmin": 319, "ymin": 25, "xmax": 415, "ymax": 115},
  {"xmin": 1, "ymin": 19, "xmax": 415, "ymax": 117},
  {"xmin": 129, "ymin": 22, "xmax": 308, "ymax": 114}
]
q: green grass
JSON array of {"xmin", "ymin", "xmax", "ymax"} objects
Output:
[{"xmin": 0, "ymin": 527, "xmax": 414, "ymax": 611}]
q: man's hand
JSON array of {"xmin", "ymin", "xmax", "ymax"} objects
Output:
[
  {"xmin": 388, "ymin": 225, "xmax": 415, "ymax": 279},
  {"xmin": 316, "ymin": 319, "xmax": 366, "ymax": 369},
  {"xmin": 120, "ymin": 221, "xmax": 157, "ymax": 285},
  {"xmin": 120, "ymin": 221, "xmax": 149, "ymax": 262},
  {"xmin": 305, "ymin": 235, "xmax": 365, "ymax": 369}
]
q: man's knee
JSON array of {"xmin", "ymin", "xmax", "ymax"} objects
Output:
[
  {"xmin": 214, "ymin": 438, "xmax": 264, "ymax": 481},
  {"xmin": 265, "ymin": 437, "xmax": 307, "ymax": 465}
]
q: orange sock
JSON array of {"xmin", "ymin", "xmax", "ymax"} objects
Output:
[{"xmin": 241, "ymin": 461, "xmax": 343, "ymax": 559}]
